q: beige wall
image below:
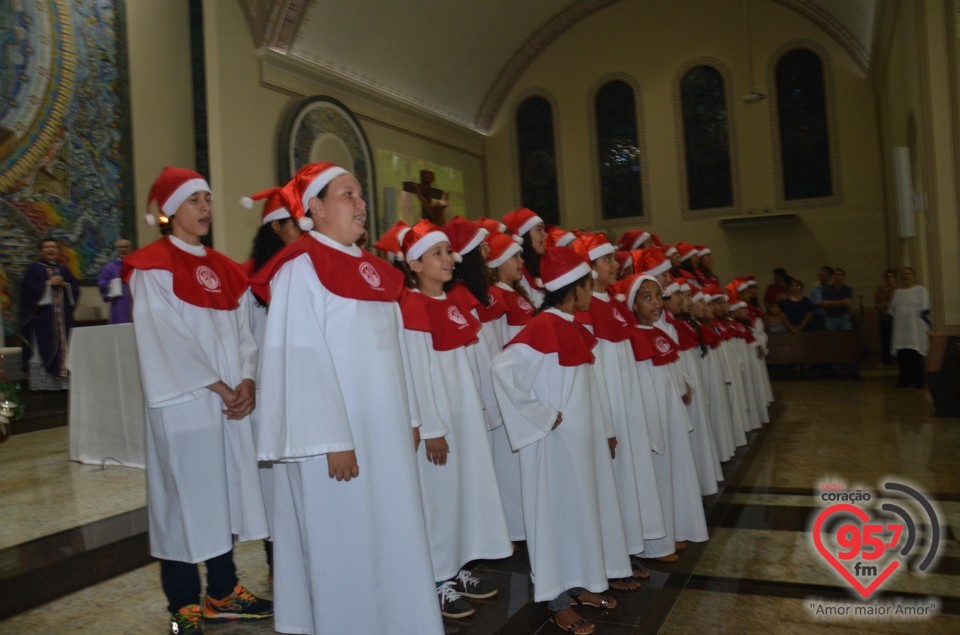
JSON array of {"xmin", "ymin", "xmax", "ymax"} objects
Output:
[
  {"xmin": 485, "ymin": 0, "xmax": 887, "ymax": 302},
  {"xmin": 873, "ymin": 0, "xmax": 960, "ymax": 327},
  {"xmin": 125, "ymin": 0, "xmax": 196, "ymax": 250}
]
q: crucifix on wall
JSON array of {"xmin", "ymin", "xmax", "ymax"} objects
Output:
[{"xmin": 403, "ymin": 169, "xmax": 449, "ymax": 225}]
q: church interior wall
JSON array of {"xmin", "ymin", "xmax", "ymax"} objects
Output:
[{"xmin": 484, "ymin": 0, "xmax": 887, "ymax": 303}]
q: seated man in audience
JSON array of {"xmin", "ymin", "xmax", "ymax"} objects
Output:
[{"xmin": 808, "ymin": 265, "xmax": 832, "ymax": 331}]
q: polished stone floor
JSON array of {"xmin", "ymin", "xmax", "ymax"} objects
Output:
[{"xmin": 1, "ymin": 372, "xmax": 958, "ymax": 633}]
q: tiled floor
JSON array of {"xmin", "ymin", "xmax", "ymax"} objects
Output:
[{"xmin": 2, "ymin": 372, "xmax": 959, "ymax": 633}]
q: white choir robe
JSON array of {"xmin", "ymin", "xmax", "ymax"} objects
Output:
[
  {"xmin": 743, "ymin": 335, "xmax": 770, "ymax": 425},
  {"xmin": 659, "ymin": 316, "xmax": 723, "ymax": 494},
  {"xmin": 519, "ymin": 274, "xmax": 545, "ymax": 309},
  {"xmin": 633, "ymin": 353, "xmax": 709, "ymax": 555},
  {"xmin": 728, "ymin": 335, "xmax": 761, "ymax": 431},
  {"xmin": 749, "ymin": 317, "xmax": 775, "ymax": 405},
  {"xmin": 890, "ymin": 285, "xmax": 930, "ymax": 356},
  {"xmin": 475, "ymin": 317, "xmax": 505, "ymax": 431},
  {"xmin": 698, "ymin": 345, "xmax": 736, "ymax": 462},
  {"xmin": 492, "ymin": 330, "xmax": 632, "ymax": 600},
  {"xmin": 404, "ymin": 328, "xmax": 513, "ymax": 582},
  {"xmin": 717, "ymin": 340, "xmax": 750, "ymax": 446},
  {"xmin": 247, "ymin": 291, "xmax": 275, "ymax": 538},
  {"xmin": 130, "ymin": 267, "xmax": 268, "ymax": 563},
  {"xmin": 489, "ymin": 294, "xmax": 529, "ymax": 541},
  {"xmin": 257, "ymin": 250, "xmax": 441, "ymax": 635}
]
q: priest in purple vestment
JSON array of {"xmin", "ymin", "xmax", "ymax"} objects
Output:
[
  {"xmin": 97, "ymin": 238, "xmax": 133, "ymax": 324},
  {"xmin": 19, "ymin": 238, "xmax": 80, "ymax": 390}
]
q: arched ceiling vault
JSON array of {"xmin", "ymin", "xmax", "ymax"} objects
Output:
[{"xmin": 239, "ymin": 0, "xmax": 876, "ymax": 135}]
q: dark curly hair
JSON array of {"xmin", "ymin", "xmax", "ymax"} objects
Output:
[
  {"xmin": 445, "ymin": 249, "xmax": 491, "ymax": 305},
  {"xmin": 248, "ymin": 219, "xmax": 294, "ymax": 307},
  {"xmin": 540, "ymin": 273, "xmax": 590, "ymax": 312},
  {"xmin": 521, "ymin": 233, "xmax": 541, "ymax": 278}
]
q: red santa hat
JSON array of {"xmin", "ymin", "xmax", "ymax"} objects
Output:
[
  {"xmin": 401, "ymin": 219, "xmax": 449, "ymax": 263},
  {"xmin": 703, "ymin": 284, "xmax": 728, "ymax": 302},
  {"xmin": 616, "ymin": 229, "xmax": 651, "ymax": 252},
  {"xmin": 614, "ymin": 250, "xmax": 633, "ymax": 273},
  {"xmin": 282, "ymin": 162, "xmax": 350, "ymax": 232},
  {"xmin": 690, "ymin": 289, "xmax": 705, "ymax": 304},
  {"xmin": 634, "ymin": 248, "xmax": 671, "ymax": 277},
  {"xmin": 501, "ymin": 207, "xmax": 544, "ymax": 237},
  {"xmin": 610, "ymin": 273, "xmax": 661, "ymax": 309},
  {"xmin": 575, "ymin": 232, "xmax": 616, "ymax": 262},
  {"xmin": 485, "ymin": 232, "xmax": 523, "ymax": 268},
  {"xmin": 476, "ymin": 217, "xmax": 508, "ymax": 236},
  {"xmin": 661, "ymin": 243, "xmax": 678, "ymax": 258},
  {"xmin": 539, "ymin": 246, "xmax": 592, "ymax": 292},
  {"xmin": 674, "ymin": 241, "xmax": 698, "ymax": 262},
  {"xmin": 545, "ymin": 224, "xmax": 577, "ymax": 248},
  {"xmin": 373, "ymin": 220, "xmax": 411, "ymax": 262},
  {"xmin": 678, "ymin": 279, "xmax": 692, "ymax": 293},
  {"xmin": 696, "ymin": 244, "xmax": 712, "ymax": 256},
  {"xmin": 662, "ymin": 278, "xmax": 681, "ymax": 297},
  {"xmin": 744, "ymin": 276, "xmax": 758, "ymax": 288},
  {"xmin": 442, "ymin": 217, "xmax": 488, "ymax": 261},
  {"xmin": 239, "ymin": 187, "xmax": 291, "ymax": 225},
  {"xmin": 145, "ymin": 166, "xmax": 211, "ymax": 226}
]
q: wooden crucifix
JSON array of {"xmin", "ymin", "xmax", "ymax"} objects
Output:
[{"xmin": 402, "ymin": 169, "xmax": 449, "ymax": 225}]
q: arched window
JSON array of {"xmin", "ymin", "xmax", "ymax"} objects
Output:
[
  {"xmin": 680, "ymin": 65, "xmax": 734, "ymax": 211},
  {"xmin": 595, "ymin": 80, "xmax": 643, "ymax": 220},
  {"xmin": 775, "ymin": 48, "xmax": 833, "ymax": 201},
  {"xmin": 516, "ymin": 96, "xmax": 560, "ymax": 225}
]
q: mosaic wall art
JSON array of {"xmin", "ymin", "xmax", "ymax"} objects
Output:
[{"xmin": 0, "ymin": 0, "xmax": 133, "ymax": 337}]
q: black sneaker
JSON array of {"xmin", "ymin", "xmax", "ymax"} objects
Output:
[
  {"xmin": 170, "ymin": 604, "xmax": 202, "ymax": 634},
  {"xmin": 453, "ymin": 569, "xmax": 498, "ymax": 599},
  {"xmin": 202, "ymin": 584, "xmax": 273, "ymax": 623},
  {"xmin": 437, "ymin": 581, "xmax": 475, "ymax": 619}
]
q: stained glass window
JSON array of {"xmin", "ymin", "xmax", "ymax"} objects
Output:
[
  {"xmin": 516, "ymin": 96, "xmax": 560, "ymax": 225},
  {"xmin": 776, "ymin": 48, "xmax": 832, "ymax": 200},
  {"xmin": 680, "ymin": 65, "xmax": 734, "ymax": 210},
  {"xmin": 595, "ymin": 81, "xmax": 643, "ymax": 219}
]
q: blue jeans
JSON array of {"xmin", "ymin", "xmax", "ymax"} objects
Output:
[{"xmin": 824, "ymin": 314, "xmax": 852, "ymax": 331}]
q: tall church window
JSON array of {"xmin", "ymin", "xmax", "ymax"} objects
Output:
[
  {"xmin": 595, "ymin": 80, "xmax": 643, "ymax": 219},
  {"xmin": 516, "ymin": 96, "xmax": 560, "ymax": 225},
  {"xmin": 775, "ymin": 48, "xmax": 833, "ymax": 200},
  {"xmin": 679, "ymin": 65, "xmax": 734, "ymax": 211}
]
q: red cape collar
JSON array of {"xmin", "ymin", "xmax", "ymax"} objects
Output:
[
  {"xmin": 506, "ymin": 310, "xmax": 597, "ymax": 367},
  {"xmin": 629, "ymin": 325, "xmax": 680, "ymax": 365},
  {"xmin": 487, "ymin": 283, "xmax": 535, "ymax": 326},
  {"xmin": 400, "ymin": 291, "xmax": 480, "ymax": 351},
  {"xmin": 576, "ymin": 293, "xmax": 637, "ymax": 343},
  {"xmin": 122, "ymin": 237, "xmax": 248, "ymax": 310}
]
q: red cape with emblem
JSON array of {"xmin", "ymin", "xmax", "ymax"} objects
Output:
[
  {"xmin": 446, "ymin": 282, "xmax": 483, "ymax": 318},
  {"xmin": 729, "ymin": 319, "xmax": 756, "ymax": 343},
  {"xmin": 665, "ymin": 312, "xmax": 700, "ymax": 351},
  {"xmin": 122, "ymin": 237, "xmax": 248, "ymax": 310},
  {"xmin": 249, "ymin": 233, "xmax": 405, "ymax": 304},
  {"xmin": 629, "ymin": 325, "xmax": 680, "ymax": 366},
  {"xmin": 486, "ymin": 284, "xmax": 535, "ymax": 326},
  {"xmin": 575, "ymin": 295, "xmax": 636, "ymax": 343},
  {"xmin": 400, "ymin": 291, "xmax": 480, "ymax": 351},
  {"xmin": 505, "ymin": 311, "xmax": 597, "ymax": 367},
  {"xmin": 712, "ymin": 318, "xmax": 736, "ymax": 341}
]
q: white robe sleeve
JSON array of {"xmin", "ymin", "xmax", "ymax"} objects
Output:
[
  {"xmin": 129, "ymin": 269, "xmax": 222, "ymax": 407},
  {"xmin": 256, "ymin": 255, "xmax": 355, "ymax": 461},
  {"xmin": 591, "ymin": 361, "xmax": 616, "ymax": 439},
  {"xmin": 402, "ymin": 329, "xmax": 449, "ymax": 439},
  {"xmin": 474, "ymin": 318, "xmax": 504, "ymax": 430},
  {"xmin": 237, "ymin": 292, "xmax": 258, "ymax": 382},
  {"xmin": 395, "ymin": 304, "xmax": 422, "ymax": 430},
  {"xmin": 491, "ymin": 344, "xmax": 559, "ymax": 451}
]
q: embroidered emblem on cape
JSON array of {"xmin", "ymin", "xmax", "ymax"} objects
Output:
[
  {"xmin": 517, "ymin": 296, "xmax": 533, "ymax": 312},
  {"xmin": 358, "ymin": 261, "xmax": 382, "ymax": 288},
  {"xmin": 195, "ymin": 265, "xmax": 222, "ymax": 292},
  {"xmin": 613, "ymin": 308, "xmax": 627, "ymax": 324},
  {"xmin": 655, "ymin": 336, "xmax": 672, "ymax": 354},
  {"xmin": 447, "ymin": 306, "xmax": 468, "ymax": 326}
]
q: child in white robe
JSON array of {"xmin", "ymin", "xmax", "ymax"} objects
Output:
[
  {"xmin": 399, "ymin": 220, "xmax": 512, "ymax": 619},
  {"xmin": 571, "ymin": 233, "xmax": 666, "ymax": 577},
  {"xmin": 493, "ymin": 247, "xmax": 633, "ymax": 635},
  {"xmin": 615, "ymin": 274, "xmax": 710, "ymax": 561},
  {"xmin": 124, "ymin": 167, "xmax": 271, "ymax": 634},
  {"xmin": 484, "ymin": 232, "xmax": 535, "ymax": 543},
  {"xmin": 252, "ymin": 162, "xmax": 442, "ymax": 635},
  {"xmin": 502, "ymin": 207, "xmax": 547, "ymax": 308}
]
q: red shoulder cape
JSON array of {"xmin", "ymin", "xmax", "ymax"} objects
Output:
[
  {"xmin": 446, "ymin": 282, "xmax": 483, "ymax": 317},
  {"xmin": 698, "ymin": 322, "xmax": 721, "ymax": 349},
  {"xmin": 249, "ymin": 233, "xmax": 405, "ymax": 304},
  {"xmin": 400, "ymin": 291, "xmax": 480, "ymax": 351},
  {"xmin": 630, "ymin": 325, "xmax": 680, "ymax": 366},
  {"xmin": 506, "ymin": 311, "xmax": 597, "ymax": 367},
  {"xmin": 487, "ymin": 284, "xmax": 535, "ymax": 326},
  {"xmin": 666, "ymin": 312, "xmax": 700, "ymax": 351},
  {"xmin": 122, "ymin": 237, "xmax": 248, "ymax": 310},
  {"xmin": 576, "ymin": 295, "xmax": 636, "ymax": 343}
]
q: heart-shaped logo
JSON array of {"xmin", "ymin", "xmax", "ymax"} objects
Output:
[{"xmin": 812, "ymin": 503, "xmax": 901, "ymax": 599}]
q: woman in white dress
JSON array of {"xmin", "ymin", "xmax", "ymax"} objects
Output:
[{"xmin": 890, "ymin": 267, "xmax": 930, "ymax": 388}]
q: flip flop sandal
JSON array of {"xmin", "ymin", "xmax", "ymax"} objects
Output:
[
  {"xmin": 571, "ymin": 593, "xmax": 618, "ymax": 609},
  {"xmin": 631, "ymin": 566, "xmax": 652, "ymax": 579},
  {"xmin": 548, "ymin": 611, "xmax": 596, "ymax": 634}
]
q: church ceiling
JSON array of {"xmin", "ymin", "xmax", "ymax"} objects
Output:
[{"xmin": 241, "ymin": 0, "xmax": 876, "ymax": 134}]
